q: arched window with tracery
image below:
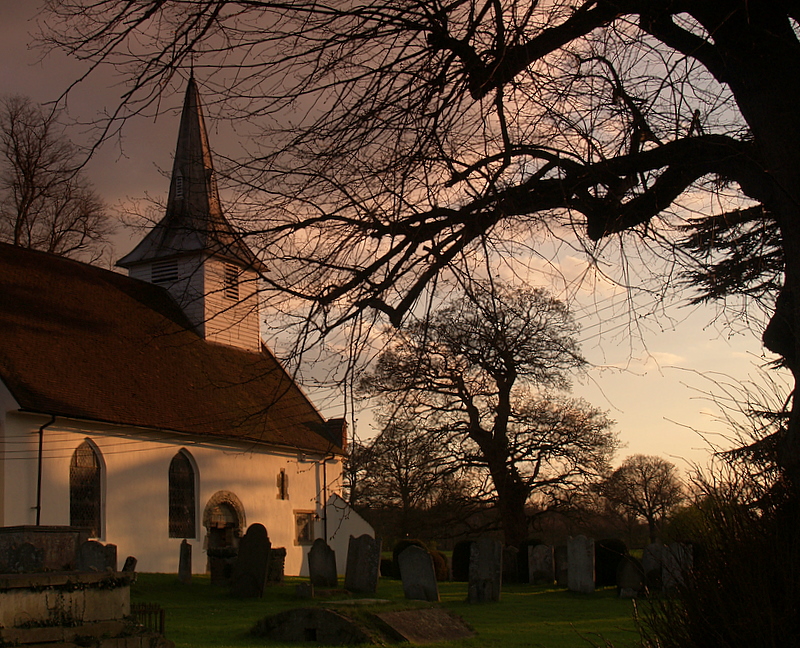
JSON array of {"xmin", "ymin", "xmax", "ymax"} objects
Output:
[
  {"xmin": 169, "ymin": 451, "xmax": 196, "ymax": 538},
  {"xmin": 70, "ymin": 441, "xmax": 102, "ymax": 537}
]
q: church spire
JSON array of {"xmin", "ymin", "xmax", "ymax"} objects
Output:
[
  {"xmin": 118, "ymin": 77, "xmax": 261, "ymax": 270},
  {"xmin": 117, "ymin": 78, "xmax": 264, "ymax": 352}
]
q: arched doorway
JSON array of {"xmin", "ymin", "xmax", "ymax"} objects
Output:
[{"xmin": 202, "ymin": 491, "xmax": 246, "ymax": 582}]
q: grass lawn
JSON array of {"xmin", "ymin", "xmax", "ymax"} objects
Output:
[{"xmin": 131, "ymin": 574, "xmax": 641, "ymax": 648}]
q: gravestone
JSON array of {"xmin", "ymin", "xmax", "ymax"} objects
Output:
[
  {"xmin": 122, "ymin": 556, "xmax": 137, "ymax": 572},
  {"xmin": 642, "ymin": 542, "xmax": 664, "ymax": 591},
  {"xmin": 230, "ymin": 523, "xmax": 271, "ymax": 598},
  {"xmin": 268, "ymin": 547, "xmax": 286, "ymax": 583},
  {"xmin": 662, "ymin": 542, "xmax": 693, "ymax": 591},
  {"xmin": 502, "ymin": 545, "xmax": 520, "ymax": 583},
  {"xmin": 616, "ymin": 555, "xmax": 645, "ymax": 598},
  {"xmin": 344, "ymin": 535, "xmax": 382, "ymax": 594},
  {"xmin": 567, "ymin": 535, "xmax": 594, "ymax": 594},
  {"xmin": 554, "ymin": 545, "xmax": 568, "ymax": 587},
  {"xmin": 528, "ymin": 544, "xmax": 555, "ymax": 585},
  {"xmin": 178, "ymin": 540, "xmax": 192, "ymax": 584},
  {"xmin": 309, "ymin": 539, "xmax": 338, "ymax": 588},
  {"xmin": 76, "ymin": 540, "xmax": 117, "ymax": 572},
  {"xmin": 398, "ymin": 545, "xmax": 439, "ymax": 602},
  {"xmin": 468, "ymin": 538, "xmax": 502, "ymax": 603},
  {"xmin": 595, "ymin": 538, "xmax": 627, "ymax": 587}
]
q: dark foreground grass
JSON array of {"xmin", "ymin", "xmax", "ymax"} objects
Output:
[{"xmin": 131, "ymin": 573, "xmax": 640, "ymax": 648}]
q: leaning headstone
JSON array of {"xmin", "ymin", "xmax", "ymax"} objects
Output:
[
  {"xmin": 642, "ymin": 542, "xmax": 664, "ymax": 591},
  {"xmin": 502, "ymin": 545, "xmax": 520, "ymax": 583},
  {"xmin": 122, "ymin": 556, "xmax": 137, "ymax": 572},
  {"xmin": 398, "ymin": 545, "xmax": 439, "ymax": 602},
  {"xmin": 76, "ymin": 540, "xmax": 117, "ymax": 572},
  {"xmin": 554, "ymin": 545, "xmax": 568, "ymax": 587},
  {"xmin": 230, "ymin": 523, "xmax": 271, "ymax": 598},
  {"xmin": 178, "ymin": 540, "xmax": 192, "ymax": 584},
  {"xmin": 567, "ymin": 535, "xmax": 594, "ymax": 594},
  {"xmin": 529, "ymin": 544, "xmax": 555, "ymax": 585},
  {"xmin": 309, "ymin": 539, "xmax": 338, "ymax": 588},
  {"xmin": 344, "ymin": 534, "xmax": 382, "ymax": 594},
  {"xmin": 468, "ymin": 538, "xmax": 502, "ymax": 603},
  {"xmin": 616, "ymin": 555, "xmax": 646, "ymax": 598},
  {"xmin": 663, "ymin": 542, "xmax": 693, "ymax": 591}
]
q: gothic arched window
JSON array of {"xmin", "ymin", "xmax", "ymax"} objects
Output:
[
  {"xmin": 70, "ymin": 441, "xmax": 102, "ymax": 537},
  {"xmin": 169, "ymin": 451, "xmax": 196, "ymax": 538}
]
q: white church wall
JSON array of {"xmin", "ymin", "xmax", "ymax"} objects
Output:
[{"xmin": 1, "ymin": 413, "xmax": 346, "ymax": 576}]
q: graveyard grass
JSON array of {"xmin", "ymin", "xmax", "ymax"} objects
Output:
[{"xmin": 131, "ymin": 573, "xmax": 641, "ymax": 648}]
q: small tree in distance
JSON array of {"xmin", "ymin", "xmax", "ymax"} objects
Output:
[
  {"xmin": 0, "ymin": 95, "xmax": 113, "ymax": 262},
  {"xmin": 600, "ymin": 454, "xmax": 686, "ymax": 543},
  {"xmin": 360, "ymin": 282, "xmax": 618, "ymax": 547}
]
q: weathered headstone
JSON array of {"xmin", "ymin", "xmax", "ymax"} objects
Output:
[
  {"xmin": 178, "ymin": 540, "xmax": 192, "ymax": 584},
  {"xmin": 468, "ymin": 538, "xmax": 502, "ymax": 603},
  {"xmin": 616, "ymin": 555, "xmax": 646, "ymax": 598},
  {"xmin": 344, "ymin": 534, "xmax": 382, "ymax": 594},
  {"xmin": 122, "ymin": 556, "xmax": 137, "ymax": 572},
  {"xmin": 567, "ymin": 535, "xmax": 594, "ymax": 594},
  {"xmin": 663, "ymin": 542, "xmax": 693, "ymax": 591},
  {"xmin": 398, "ymin": 545, "xmax": 440, "ymax": 602},
  {"xmin": 268, "ymin": 547, "xmax": 286, "ymax": 583},
  {"xmin": 554, "ymin": 544, "xmax": 568, "ymax": 587},
  {"xmin": 309, "ymin": 538, "xmax": 338, "ymax": 588},
  {"xmin": 230, "ymin": 523, "xmax": 271, "ymax": 598},
  {"xmin": 76, "ymin": 540, "xmax": 117, "ymax": 572},
  {"xmin": 642, "ymin": 542, "xmax": 664, "ymax": 591},
  {"xmin": 528, "ymin": 544, "xmax": 555, "ymax": 585}
]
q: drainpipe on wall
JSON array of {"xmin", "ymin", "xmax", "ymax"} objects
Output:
[{"xmin": 35, "ymin": 415, "xmax": 56, "ymax": 526}]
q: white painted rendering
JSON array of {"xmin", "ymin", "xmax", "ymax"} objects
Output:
[{"xmin": 0, "ymin": 409, "xmax": 368, "ymax": 576}]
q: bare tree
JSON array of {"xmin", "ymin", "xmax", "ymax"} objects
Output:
[
  {"xmin": 348, "ymin": 412, "xmax": 474, "ymax": 539},
  {"xmin": 599, "ymin": 454, "xmax": 686, "ymax": 543},
  {"xmin": 39, "ymin": 3, "xmax": 800, "ymax": 476},
  {"xmin": 0, "ymin": 95, "xmax": 113, "ymax": 262},
  {"xmin": 360, "ymin": 283, "xmax": 617, "ymax": 547}
]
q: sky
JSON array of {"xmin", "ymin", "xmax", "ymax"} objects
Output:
[{"xmin": 0, "ymin": 2, "xmax": 781, "ymax": 473}]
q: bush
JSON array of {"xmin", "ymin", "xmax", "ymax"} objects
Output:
[
  {"xmin": 639, "ymin": 491, "xmax": 800, "ymax": 647},
  {"xmin": 430, "ymin": 549, "xmax": 449, "ymax": 581},
  {"xmin": 595, "ymin": 538, "xmax": 628, "ymax": 587}
]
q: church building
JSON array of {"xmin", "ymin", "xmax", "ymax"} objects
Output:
[{"xmin": 0, "ymin": 78, "xmax": 372, "ymax": 575}]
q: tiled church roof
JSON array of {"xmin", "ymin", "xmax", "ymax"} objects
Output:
[{"xmin": 0, "ymin": 243, "xmax": 344, "ymax": 454}]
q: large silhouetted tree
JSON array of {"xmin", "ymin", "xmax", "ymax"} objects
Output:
[
  {"xmin": 0, "ymin": 95, "xmax": 113, "ymax": 261},
  {"xmin": 39, "ymin": 3, "xmax": 800, "ymax": 477},
  {"xmin": 360, "ymin": 283, "xmax": 617, "ymax": 547}
]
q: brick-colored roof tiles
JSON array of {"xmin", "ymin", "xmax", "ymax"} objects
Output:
[{"xmin": 0, "ymin": 243, "xmax": 343, "ymax": 454}]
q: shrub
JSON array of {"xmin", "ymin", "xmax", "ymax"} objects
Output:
[
  {"xmin": 595, "ymin": 538, "xmax": 628, "ymax": 587},
  {"xmin": 430, "ymin": 549, "xmax": 449, "ymax": 581}
]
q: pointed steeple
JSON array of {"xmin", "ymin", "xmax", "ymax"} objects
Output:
[
  {"xmin": 117, "ymin": 78, "xmax": 264, "ymax": 352},
  {"xmin": 118, "ymin": 77, "xmax": 261, "ymax": 270}
]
